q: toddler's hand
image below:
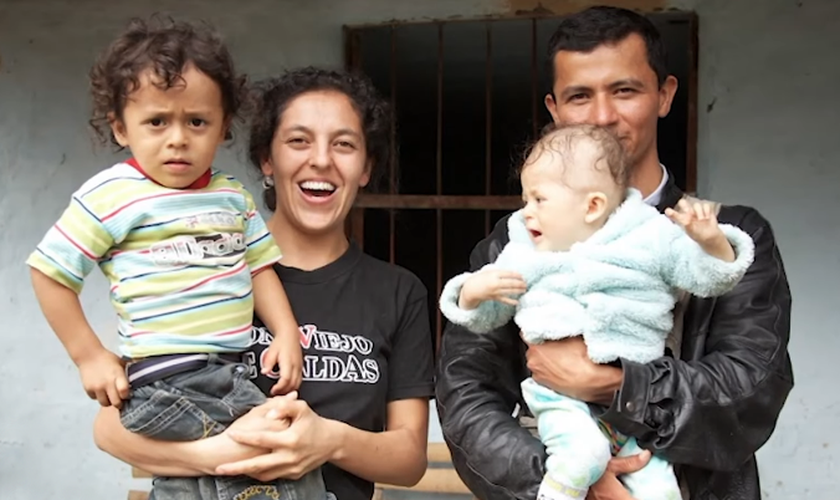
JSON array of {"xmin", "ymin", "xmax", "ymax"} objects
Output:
[
  {"xmin": 460, "ymin": 269, "xmax": 527, "ymax": 310},
  {"xmin": 78, "ymin": 348, "xmax": 129, "ymax": 408},
  {"xmin": 264, "ymin": 326, "xmax": 302, "ymax": 396}
]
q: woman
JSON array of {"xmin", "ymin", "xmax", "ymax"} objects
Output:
[{"xmin": 93, "ymin": 67, "xmax": 435, "ymax": 500}]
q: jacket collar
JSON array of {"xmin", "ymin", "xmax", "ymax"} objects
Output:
[{"xmin": 655, "ymin": 167, "xmax": 685, "ymax": 213}]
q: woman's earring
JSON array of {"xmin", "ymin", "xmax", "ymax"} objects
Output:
[{"xmin": 262, "ymin": 176, "xmax": 275, "ymax": 189}]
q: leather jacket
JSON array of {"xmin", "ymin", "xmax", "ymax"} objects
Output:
[{"xmin": 435, "ymin": 173, "xmax": 793, "ymax": 500}]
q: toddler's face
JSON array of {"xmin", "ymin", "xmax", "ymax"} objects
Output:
[{"xmin": 110, "ymin": 64, "xmax": 228, "ymax": 188}]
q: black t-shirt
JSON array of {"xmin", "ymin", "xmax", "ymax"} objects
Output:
[{"xmin": 247, "ymin": 243, "xmax": 435, "ymax": 500}]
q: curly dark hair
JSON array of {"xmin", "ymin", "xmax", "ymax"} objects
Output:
[
  {"xmin": 89, "ymin": 15, "xmax": 247, "ymax": 147},
  {"xmin": 248, "ymin": 67, "xmax": 392, "ymax": 211}
]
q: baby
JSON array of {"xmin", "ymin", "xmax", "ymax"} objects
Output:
[
  {"xmin": 440, "ymin": 124, "xmax": 755, "ymax": 500},
  {"xmin": 27, "ymin": 17, "xmax": 330, "ymax": 500}
]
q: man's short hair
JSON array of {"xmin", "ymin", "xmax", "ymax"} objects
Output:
[{"xmin": 546, "ymin": 6, "xmax": 669, "ymax": 88}]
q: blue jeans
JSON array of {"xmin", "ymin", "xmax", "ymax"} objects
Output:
[{"xmin": 120, "ymin": 355, "xmax": 333, "ymax": 500}]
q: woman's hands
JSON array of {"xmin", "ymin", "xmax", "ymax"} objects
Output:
[
  {"xmin": 216, "ymin": 391, "xmax": 340, "ymax": 482},
  {"xmin": 193, "ymin": 396, "xmax": 295, "ymax": 474}
]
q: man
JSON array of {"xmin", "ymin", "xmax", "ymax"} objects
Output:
[{"xmin": 435, "ymin": 6, "xmax": 793, "ymax": 500}]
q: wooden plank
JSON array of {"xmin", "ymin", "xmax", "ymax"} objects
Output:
[
  {"xmin": 133, "ymin": 445, "xmax": 451, "ymax": 477},
  {"xmin": 427, "ymin": 442, "xmax": 453, "ymax": 463},
  {"xmin": 128, "ymin": 490, "xmax": 149, "ymax": 500},
  {"xmin": 129, "ymin": 444, "xmax": 468, "ymax": 498},
  {"xmin": 378, "ymin": 468, "xmax": 472, "ymax": 494},
  {"xmin": 130, "ymin": 475, "xmax": 470, "ymax": 500},
  {"xmin": 355, "ymin": 194, "xmax": 521, "ymax": 210},
  {"xmin": 132, "ymin": 466, "xmax": 152, "ymax": 479}
]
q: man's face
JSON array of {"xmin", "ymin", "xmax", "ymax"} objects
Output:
[{"xmin": 544, "ymin": 33, "xmax": 677, "ymax": 171}]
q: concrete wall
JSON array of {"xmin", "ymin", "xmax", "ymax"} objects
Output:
[{"xmin": 0, "ymin": 0, "xmax": 835, "ymax": 498}]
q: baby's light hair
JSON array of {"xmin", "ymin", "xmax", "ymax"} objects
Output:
[{"xmin": 521, "ymin": 123, "xmax": 630, "ymax": 199}]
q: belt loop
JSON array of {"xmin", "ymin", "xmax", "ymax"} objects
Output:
[
  {"xmin": 126, "ymin": 353, "xmax": 212, "ymax": 389},
  {"xmin": 206, "ymin": 353, "xmax": 239, "ymax": 365},
  {"xmin": 219, "ymin": 353, "xmax": 240, "ymax": 364}
]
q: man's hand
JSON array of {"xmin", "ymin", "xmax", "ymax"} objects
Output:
[
  {"xmin": 523, "ymin": 336, "xmax": 622, "ymax": 405},
  {"xmin": 587, "ymin": 451, "xmax": 651, "ymax": 500},
  {"xmin": 78, "ymin": 348, "xmax": 129, "ymax": 408},
  {"xmin": 459, "ymin": 269, "xmax": 527, "ymax": 310},
  {"xmin": 665, "ymin": 199, "xmax": 734, "ymax": 262}
]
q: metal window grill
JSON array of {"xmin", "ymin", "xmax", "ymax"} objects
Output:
[{"xmin": 343, "ymin": 13, "xmax": 697, "ymax": 352}]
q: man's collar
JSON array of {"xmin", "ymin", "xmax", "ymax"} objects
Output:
[
  {"xmin": 654, "ymin": 165, "xmax": 685, "ymax": 213},
  {"xmin": 643, "ymin": 164, "xmax": 668, "ymax": 207}
]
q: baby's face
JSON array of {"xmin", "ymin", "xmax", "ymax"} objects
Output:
[{"xmin": 520, "ymin": 153, "xmax": 594, "ymax": 252}]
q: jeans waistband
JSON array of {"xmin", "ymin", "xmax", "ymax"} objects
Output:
[{"xmin": 126, "ymin": 352, "xmax": 242, "ymax": 389}]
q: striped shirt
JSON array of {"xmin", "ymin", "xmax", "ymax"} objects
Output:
[{"xmin": 26, "ymin": 161, "xmax": 282, "ymax": 359}]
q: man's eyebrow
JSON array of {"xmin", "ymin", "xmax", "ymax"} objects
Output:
[
  {"xmin": 609, "ymin": 79, "xmax": 646, "ymax": 89},
  {"xmin": 559, "ymin": 85, "xmax": 592, "ymax": 99},
  {"xmin": 559, "ymin": 79, "xmax": 647, "ymax": 99}
]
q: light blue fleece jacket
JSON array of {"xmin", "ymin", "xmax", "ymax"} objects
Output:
[{"xmin": 439, "ymin": 189, "xmax": 755, "ymax": 364}]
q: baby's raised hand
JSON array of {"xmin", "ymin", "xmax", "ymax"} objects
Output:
[
  {"xmin": 459, "ymin": 269, "xmax": 527, "ymax": 310},
  {"xmin": 665, "ymin": 199, "xmax": 722, "ymax": 243},
  {"xmin": 665, "ymin": 198, "xmax": 734, "ymax": 261}
]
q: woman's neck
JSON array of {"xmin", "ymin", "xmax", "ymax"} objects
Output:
[{"xmin": 266, "ymin": 215, "xmax": 350, "ymax": 271}]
